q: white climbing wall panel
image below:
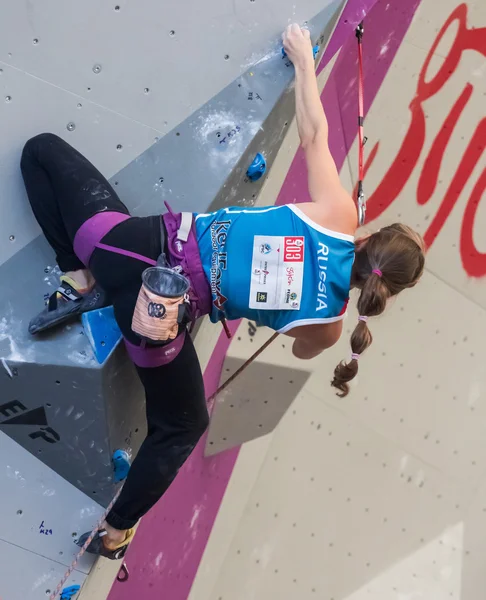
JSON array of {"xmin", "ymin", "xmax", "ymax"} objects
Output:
[
  {"xmin": 346, "ymin": 0, "xmax": 486, "ymax": 308},
  {"xmin": 200, "ymin": 274, "xmax": 486, "ymax": 599},
  {"xmin": 206, "ymin": 326, "xmax": 312, "ymax": 456}
]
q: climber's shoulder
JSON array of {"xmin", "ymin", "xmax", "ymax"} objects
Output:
[{"xmin": 295, "ymin": 200, "xmax": 357, "ymax": 238}]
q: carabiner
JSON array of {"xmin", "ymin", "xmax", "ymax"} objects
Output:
[
  {"xmin": 357, "ymin": 181, "xmax": 366, "ymax": 226},
  {"xmin": 117, "ymin": 563, "xmax": 129, "ymax": 583}
]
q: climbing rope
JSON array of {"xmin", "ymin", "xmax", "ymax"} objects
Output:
[
  {"xmin": 49, "ymin": 487, "xmax": 124, "ymax": 600},
  {"xmin": 207, "ymin": 331, "xmax": 280, "ymax": 404},
  {"xmin": 49, "ymin": 25, "xmax": 367, "ymax": 598},
  {"xmin": 356, "ymin": 21, "xmax": 366, "ymax": 226},
  {"xmin": 49, "ymin": 330, "xmax": 278, "ymax": 599}
]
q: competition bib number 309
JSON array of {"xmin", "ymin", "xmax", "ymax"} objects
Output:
[{"xmin": 249, "ymin": 235, "xmax": 305, "ymax": 310}]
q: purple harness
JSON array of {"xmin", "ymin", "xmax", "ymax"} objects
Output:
[{"xmin": 73, "ymin": 209, "xmax": 211, "ymax": 368}]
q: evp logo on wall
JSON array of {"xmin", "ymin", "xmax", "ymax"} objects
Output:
[{"xmin": 0, "ymin": 400, "xmax": 60, "ymax": 444}]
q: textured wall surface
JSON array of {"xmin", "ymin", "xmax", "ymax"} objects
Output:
[
  {"xmin": 0, "ymin": 0, "xmax": 345, "ymax": 598},
  {"xmin": 4, "ymin": 0, "xmax": 484, "ymax": 598},
  {"xmin": 186, "ymin": 1, "xmax": 486, "ymax": 600}
]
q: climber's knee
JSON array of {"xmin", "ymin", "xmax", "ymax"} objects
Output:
[{"xmin": 20, "ymin": 133, "xmax": 62, "ymax": 169}]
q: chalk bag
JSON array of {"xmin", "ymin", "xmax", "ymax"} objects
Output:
[{"xmin": 132, "ymin": 266, "xmax": 190, "ymax": 343}]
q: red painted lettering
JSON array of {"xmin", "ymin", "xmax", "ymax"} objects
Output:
[{"xmin": 359, "ymin": 4, "xmax": 486, "ymax": 277}]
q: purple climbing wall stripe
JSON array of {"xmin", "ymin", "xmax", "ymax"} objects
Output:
[
  {"xmin": 316, "ymin": 0, "xmax": 380, "ymax": 73},
  {"xmin": 108, "ymin": 2, "xmax": 422, "ymax": 599}
]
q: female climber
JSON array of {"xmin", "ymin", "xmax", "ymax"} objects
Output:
[{"xmin": 22, "ymin": 24, "xmax": 424, "ymax": 559}]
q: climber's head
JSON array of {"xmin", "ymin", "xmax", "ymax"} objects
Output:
[{"xmin": 331, "ymin": 224, "xmax": 425, "ymax": 397}]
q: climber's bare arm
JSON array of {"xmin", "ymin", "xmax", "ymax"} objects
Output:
[
  {"xmin": 285, "ymin": 321, "xmax": 343, "ymax": 359},
  {"xmin": 283, "ymin": 24, "xmax": 357, "ymax": 232}
]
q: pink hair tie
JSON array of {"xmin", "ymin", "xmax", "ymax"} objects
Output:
[
  {"xmin": 372, "ymin": 268, "xmax": 383, "ymax": 277},
  {"xmin": 358, "ymin": 315, "xmax": 368, "ymax": 323},
  {"xmin": 351, "ymin": 353, "xmax": 360, "ymax": 361}
]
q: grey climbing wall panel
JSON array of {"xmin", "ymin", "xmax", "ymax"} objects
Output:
[
  {"xmin": 0, "ymin": 335, "xmax": 146, "ymax": 507},
  {"xmin": 0, "ymin": 541, "xmax": 85, "ymax": 600},
  {"xmin": 106, "ymin": 1, "xmax": 342, "ymax": 217},
  {"xmin": 0, "ymin": 430, "xmax": 102, "ymax": 599},
  {"xmin": 2, "ymin": 0, "xmax": 340, "ymax": 133},
  {"xmin": 0, "ymin": 0, "xmax": 342, "ymax": 264},
  {"xmin": 0, "ymin": 0, "xmax": 346, "ymax": 597},
  {"xmin": 0, "ymin": 431, "xmax": 97, "ymax": 573},
  {"xmin": 0, "ymin": 0, "xmax": 343, "ymax": 505}
]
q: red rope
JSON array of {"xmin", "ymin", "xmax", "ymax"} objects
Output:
[
  {"xmin": 49, "ymin": 33, "xmax": 366, "ymax": 596},
  {"xmin": 356, "ymin": 22, "xmax": 366, "ymax": 225},
  {"xmin": 357, "ymin": 25, "xmax": 365, "ymax": 181},
  {"xmin": 49, "ymin": 487, "xmax": 124, "ymax": 599}
]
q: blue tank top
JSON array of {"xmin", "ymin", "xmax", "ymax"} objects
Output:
[{"xmin": 194, "ymin": 204, "xmax": 355, "ymax": 333}]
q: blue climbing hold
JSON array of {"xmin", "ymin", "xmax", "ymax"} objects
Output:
[
  {"xmin": 82, "ymin": 306, "xmax": 122, "ymax": 364},
  {"xmin": 282, "ymin": 44, "xmax": 320, "ymax": 60},
  {"xmin": 60, "ymin": 585, "xmax": 81, "ymax": 600},
  {"xmin": 113, "ymin": 450, "xmax": 131, "ymax": 483},
  {"xmin": 247, "ymin": 153, "xmax": 267, "ymax": 182}
]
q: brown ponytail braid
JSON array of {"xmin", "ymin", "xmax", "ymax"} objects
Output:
[{"xmin": 331, "ymin": 224, "xmax": 425, "ymax": 397}]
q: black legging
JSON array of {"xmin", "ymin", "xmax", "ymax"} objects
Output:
[{"xmin": 21, "ymin": 133, "xmax": 209, "ymax": 530}]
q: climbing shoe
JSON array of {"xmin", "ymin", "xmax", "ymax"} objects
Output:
[
  {"xmin": 29, "ymin": 276, "xmax": 108, "ymax": 335},
  {"xmin": 76, "ymin": 528, "xmax": 135, "ymax": 561}
]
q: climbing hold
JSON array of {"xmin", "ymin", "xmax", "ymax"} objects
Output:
[
  {"xmin": 60, "ymin": 585, "xmax": 81, "ymax": 600},
  {"xmin": 82, "ymin": 306, "xmax": 122, "ymax": 364},
  {"xmin": 282, "ymin": 44, "xmax": 320, "ymax": 60},
  {"xmin": 113, "ymin": 449, "xmax": 131, "ymax": 483},
  {"xmin": 246, "ymin": 153, "xmax": 267, "ymax": 182}
]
